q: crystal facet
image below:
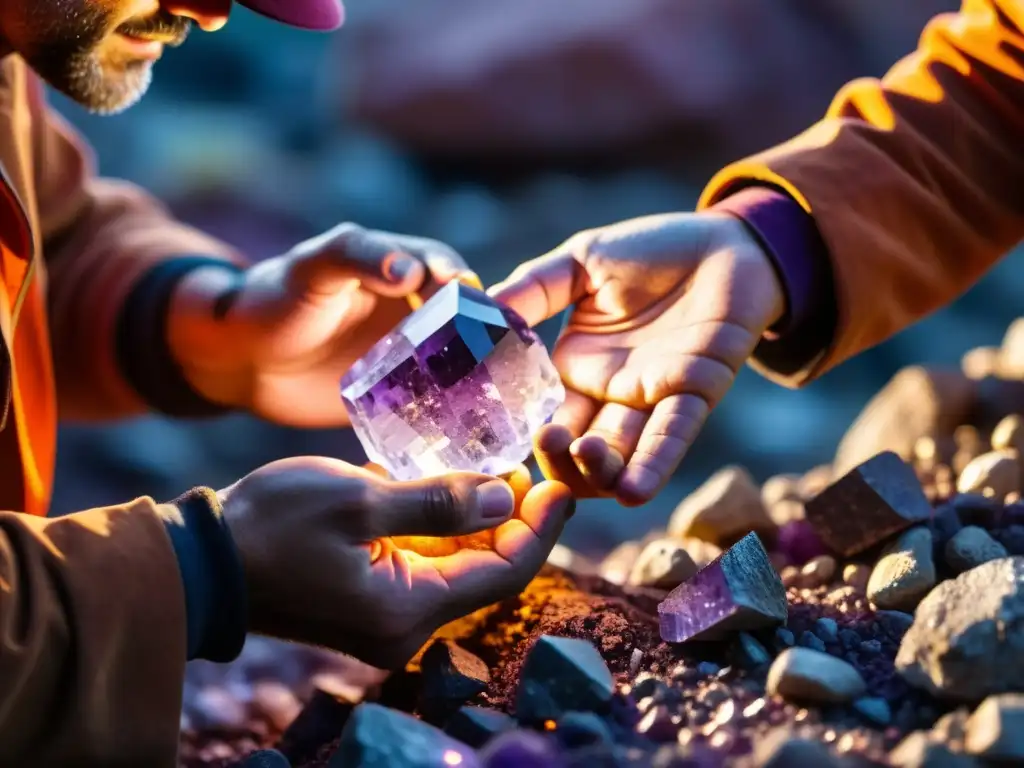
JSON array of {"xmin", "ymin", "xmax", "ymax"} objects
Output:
[{"xmin": 341, "ymin": 281, "xmax": 565, "ymax": 480}]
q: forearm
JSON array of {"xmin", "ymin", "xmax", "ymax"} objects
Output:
[
  {"xmin": 699, "ymin": 0, "xmax": 1024, "ymax": 384},
  {"xmin": 0, "ymin": 492, "xmax": 246, "ymax": 766}
]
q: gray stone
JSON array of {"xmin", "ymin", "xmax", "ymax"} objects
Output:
[
  {"xmin": 956, "ymin": 450, "xmax": 1020, "ymax": 498},
  {"xmin": 766, "ymin": 647, "xmax": 867, "ymax": 703},
  {"xmin": 677, "ymin": 538, "xmax": 724, "ymax": 568},
  {"xmin": 444, "ymin": 706, "xmax": 515, "ymax": 748},
  {"xmin": 890, "ymin": 732, "xmax": 979, "ymax": 768},
  {"xmin": 515, "ymin": 635, "xmax": 615, "ymax": 721},
  {"xmin": 657, "ymin": 532, "xmax": 787, "ymax": 643},
  {"xmin": 896, "ymin": 557, "xmax": 1024, "ymax": 701},
  {"xmin": 944, "ymin": 526, "xmax": 1008, "ymax": 573},
  {"xmin": 806, "ymin": 451, "xmax": 933, "ymax": 557},
  {"xmin": 331, "ymin": 702, "xmax": 479, "ymax": 768},
  {"xmin": 876, "ymin": 610, "xmax": 915, "ymax": 642},
  {"xmin": 867, "ymin": 527, "xmax": 937, "ymax": 611},
  {"xmin": 753, "ymin": 728, "xmax": 840, "ymax": 767},
  {"xmin": 626, "ymin": 538, "xmax": 698, "ymax": 589},
  {"xmin": 833, "ymin": 366, "xmax": 976, "ymax": 477},
  {"xmin": 964, "ymin": 693, "xmax": 1024, "ymax": 760},
  {"xmin": 852, "ymin": 696, "xmax": 892, "ymax": 726},
  {"xmin": 667, "ymin": 466, "xmax": 775, "ymax": 545},
  {"xmin": 774, "ymin": 628, "xmax": 795, "ymax": 649},
  {"xmin": 814, "ymin": 618, "xmax": 839, "ymax": 643}
]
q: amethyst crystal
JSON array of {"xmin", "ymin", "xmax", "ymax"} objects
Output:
[
  {"xmin": 657, "ymin": 533, "xmax": 787, "ymax": 644},
  {"xmin": 341, "ymin": 281, "xmax": 565, "ymax": 480},
  {"xmin": 804, "ymin": 451, "xmax": 932, "ymax": 557}
]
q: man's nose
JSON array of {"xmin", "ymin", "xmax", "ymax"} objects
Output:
[{"xmin": 162, "ymin": 0, "xmax": 232, "ymax": 31}]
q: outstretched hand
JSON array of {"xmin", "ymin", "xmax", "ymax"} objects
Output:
[{"xmin": 490, "ymin": 212, "xmax": 785, "ymax": 506}]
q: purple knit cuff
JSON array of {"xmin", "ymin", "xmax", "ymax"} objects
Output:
[{"xmin": 710, "ymin": 186, "xmax": 829, "ymax": 338}]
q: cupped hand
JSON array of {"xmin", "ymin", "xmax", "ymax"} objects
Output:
[
  {"xmin": 169, "ymin": 223, "xmax": 480, "ymax": 427},
  {"xmin": 218, "ymin": 458, "xmax": 573, "ymax": 670},
  {"xmin": 489, "ymin": 212, "xmax": 785, "ymax": 506}
]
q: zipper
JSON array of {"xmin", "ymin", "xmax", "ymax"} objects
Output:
[{"xmin": 0, "ymin": 161, "xmax": 35, "ymax": 433}]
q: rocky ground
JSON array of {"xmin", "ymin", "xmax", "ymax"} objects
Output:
[{"xmin": 178, "ymin": 328, "xmax": 1024, "ymax": 767}]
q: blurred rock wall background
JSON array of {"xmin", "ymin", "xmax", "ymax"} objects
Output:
[{"xmin": 50, "ymin": 0, "xmax": 1024, "ymax": 556}]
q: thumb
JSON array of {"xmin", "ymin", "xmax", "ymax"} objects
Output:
[
  {"xmin": 363, "ymin": 473, "xmax": 517, "ymax": 539},
  {"xmin": 289, "ymin": 223, "xmax": 426, "ymax": 299},
  {"xmin": 488, "ymin": 238, "xmax": 588, "ymax": 327}
]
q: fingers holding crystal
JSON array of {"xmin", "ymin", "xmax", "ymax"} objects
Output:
[
  {"xmin": 488, "ymin": 243, "xmax": 589, "ymax": 328},
  {"xmin": 429, "ymin": 481, "xmax": 574, "ymax": 618},
  {"xmin": 569, "ymin": 434, "xmax": 626, "ymax": 493}
]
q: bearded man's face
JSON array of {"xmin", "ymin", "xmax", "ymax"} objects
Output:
[{"xmin": 0, "ymin": 1, "xmax": 213, "ymax": 114}]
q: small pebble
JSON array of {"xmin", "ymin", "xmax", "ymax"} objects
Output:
[
  {"xmin": 628, "ymin": 648, "xmax": 643, "ymax": 677},
  {"xmin": 859, "ymin": 639, "xmax": 882, "ymax": 655},
  {"xmin": 957, "ymin": 449, "xmax": 1021, "ymax": 498},
  {"xmin": 766, "ymin": 647, "xmax": 867, "ymax": 703},
  {"xmin": 814, "ymin": 618, "xmax": 839, "ymax": 643},
  {"xmin": 853, "ymin": 697, "xmax": 892, "ymax": 726},
  {"xmin": 780, "ymin": 566, "xmax": 801, "ymax": 588},
  {"xmin": 838, "ymin": 629, "xmax": 862, "ymax": 649},
  {"xmin": 800, "ymin": 555, "xmax": 837, "ymax": 588},
  {"xmin": 696, "ymin": 662, "xmax": 721, "ymax": 677},
  {"xmin": 798, "ymin": 630, "xmax": 826, "ymax": 653},
  {"xmin": 991, "ymin": 414, "xmax": 1024, "ymax": 454},
  {"xmin": 891, "ymin": 731, "xmax": 978, "ymax": 768},
  {"xmin": 735, "ymin": 632, "xmax": 771, "ymax": 668},
  {"xmin": 944, "ymin": 526, "xmax": 1008, "ymax": 573},
  {"xmin": 965, "ymin": 692, "xmax": 1024, "ymax": 760},
  {"xmin": 867, "ymin": 526, "xmax": 936, "ymax": 611},
  {"xmin": 842, "ymin": 564, "xmax": 871, "ymax": 592},
  {"xmin": 774, "ymin": 628, "xmax": 795, "ymax": 649}
]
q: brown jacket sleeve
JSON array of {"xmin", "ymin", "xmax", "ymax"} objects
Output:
[
  {"xmin": 30, "ymin": 76, "xmax": 246, "ymax": 420},
  {"xmin": 699, "ymin": 0, "xmax": 1024, "ymax": 384},
  {"xmin": 0, "ymin": 500, "xmax": 187, "ymax": 767}
]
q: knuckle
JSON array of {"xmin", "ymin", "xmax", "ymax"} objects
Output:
[
  {"xmin": 327, "ymin": 221, "xmax": 364, "ymax": 250},
  {"xmin": 420, "ymin": 484, "xmax": 463, "ymax": 535}
]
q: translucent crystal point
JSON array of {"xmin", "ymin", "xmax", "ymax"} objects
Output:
[{"xmin": 340, "ymin": 281, "xmax": 565, "ymax": 481}]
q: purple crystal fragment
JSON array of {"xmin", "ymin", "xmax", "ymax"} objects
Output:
[
  {"xmin": 657, "ymin": 533, "xmax": 787, "ymax": 644},
  {"xmin": 776, "ymin": 520, "xmax": 829, "ymax": 565},
  {"xmin": 341, "ymin": 281, "xmax": 565, "ymax": 480}
]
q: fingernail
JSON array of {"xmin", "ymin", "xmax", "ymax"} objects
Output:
[
  {"xmin": 386, "ymin": 254, "xmax": 418, "ymax": 282},
  {"xmin": 478, "ymin": 480, "xmax": 515, "ymax": 519},
  {"xmin": 458, "ymin": 273, "xmax": 485, "ymax": 291}
]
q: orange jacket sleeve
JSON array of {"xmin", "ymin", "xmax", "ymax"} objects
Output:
[
  {"xmin": 699, "ymin": 0, "xmax": 1024, "ymax": 385},
  {"xmin": 30, "ymin": 76, "xmax": 247, "ymax": 420},
  {"xmin": 0, "ymin": 500, "xmax": 188, "ymax": 767}
]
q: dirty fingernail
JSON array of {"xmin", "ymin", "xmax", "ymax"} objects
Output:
[{"xmin": 478, "ymin": 480, "xmax": 515, "ymax": 519}]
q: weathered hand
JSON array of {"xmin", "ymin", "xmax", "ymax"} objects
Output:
[
  {"xmin": 489, "ymin": 212, "xmax": 785, "ymax": 506},
  {"xmin": 219, "ymin": 458, "xmax": 572, "ymax": 670},
  {"xmin": 169, "ymin": 223, "xmax": 479, "ymax": 427}
]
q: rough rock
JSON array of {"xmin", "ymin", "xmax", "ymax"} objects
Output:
[
  {"xmin": 896, "ymin": 557, "xmax": 1024, "ymax": 701},
  {"xmin": 805, "ymin": 451, "xmax": 933, "ymax": 557},
  {"xmin": 667, "ymin": 465, "xmax": 775, "ymax": 545},
  {"xmin": 420, "ymin": 640, "xmax": 490, "ymax": 720},
  {"xmin": 833, "ymin": 366, "xmax": 977, "ymax": 477},
  {"xmin": 875, "ymin": 610, "xmax": 915, "ymax": 643},
  {"xmin": 867, "ymin": 527, "xmax": 937, "ymax": 611},
  {"xmin": 890, "ymin": 732, "xmax": 979, "ymax": 768},
  {"xmin": 944, "ymin": 526, "xmax": 1008, "ymax": 574},
  {"xmin": 443, "ymin": 706, "xmax": 516, "ymax": 748},
  {"xmin": 733, "ymin": 632, "xmax": 772, "ymax": 669},
  {"xmin": 330, "ymin": 702, "xmax": 479, "ymax": 768},
  {"xmin": 657, "ymin": 532, "xmax": 787, "ymax": 643},
  {"xmin": 626, "ymin": 538, "xmax": 698, "ymax": 589},
  {"xmin": 598, "ymin": 541, "xmax": 642, "ymax": 585},
  {"xmin": 514, "ymin": 635, "xmax": 615, "ymax": 722},
  {"xmin": 852, "ymin": 697, "xmax": 892, "ymax": 726},
  {"xmin": 766, "ymin": 647, "xmax": 867, "ymax": 703},
  {"xmin": 753, "ymin": 727, "xmax": 841, "ymax": 767},
  {"xmin": 798, "ymin": 555, "xmax": 837, "ymax": 588},
  {"xmin": 964, "ymin": 693, "xmax": 1024, "ymax": 761}
]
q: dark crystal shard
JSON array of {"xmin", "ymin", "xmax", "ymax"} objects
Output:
[
  {"xmin": 804, "ymin": 451, "xmax": 933, "ymax": 557},
  {"xmin": 341, "ymin": 281, "xmax": 564, "ymax": 480},
  {"xmin": 657, "ymin": 532, "xmax": 787, "ymax": 644},
  {"xmin": 515, "ymin": 635, "xmax": 616, "ymax": 722},
  {"xmin": 420, "ymin": 640, "xmax": 490, "ymax": 722},
  {"xmin": 444, "ymin": 706, "xmax": 516, "ymax": 748}
]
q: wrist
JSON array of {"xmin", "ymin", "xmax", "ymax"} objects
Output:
[{"xmin": 167, "ymin": 265, "xmax": 253, "ymax": 410}]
